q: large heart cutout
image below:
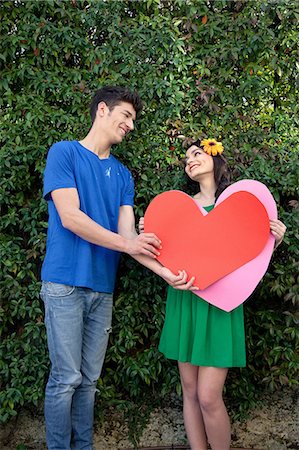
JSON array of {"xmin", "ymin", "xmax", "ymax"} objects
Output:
[
  {"xmin": 144, "ymin": 190, "xmax": 269, "ymax": 290},
  {"xmin": 144, "ymin": 180, "xmax": 277, "ymax": 311}
]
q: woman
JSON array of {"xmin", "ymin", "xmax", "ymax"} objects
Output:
[{"xmin": 139, "ymin": 138, "xmax": 286, "ymax": 450}]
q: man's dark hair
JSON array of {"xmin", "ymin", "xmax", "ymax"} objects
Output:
[{"xmin": 90, "ymin": 86, "xmax": 143, "ymax": 123}]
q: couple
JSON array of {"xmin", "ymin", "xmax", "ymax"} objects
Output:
[{"xmin": 41, "ymin": 85, "xmax": 286, "ymax": 450}]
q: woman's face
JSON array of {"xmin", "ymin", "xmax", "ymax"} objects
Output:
[{"xmin": 184, "ymin": 145, "xmax": 214, "ymax": 181}]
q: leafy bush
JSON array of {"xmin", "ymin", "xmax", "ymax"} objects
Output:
[{"xmin": 1, "ymin": 0, "xmax": 298, "ymax": 430}]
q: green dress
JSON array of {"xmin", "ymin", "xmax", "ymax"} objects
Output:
[{"xmin": 158, "ymin": 205, "xmax": 246, "ymax": 368}]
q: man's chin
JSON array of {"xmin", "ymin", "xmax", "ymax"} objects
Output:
[{"xmin": 111, "ymin": 136, "xmax": 123, "ymax": 145}]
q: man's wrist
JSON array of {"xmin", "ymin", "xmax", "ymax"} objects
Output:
[{"xmin": 118, "ymin": 235, "xmax": 130, "ymax": 253}]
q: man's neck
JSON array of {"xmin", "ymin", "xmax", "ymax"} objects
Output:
[{"xmin": 79, "ymin": 128, "xmax": 111, "ymax": 159}]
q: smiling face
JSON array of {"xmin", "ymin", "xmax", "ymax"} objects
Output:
[
  {"xmin": 97, "ymin": 101, "xmax": 137, "ymax": 146},
  {"xmin": 107, "ymin": 101, "xmax": 137, "ymax": 144},
  {"xmin": 184, "ymin": 145, "xmax": 214, "ymax": 181}
]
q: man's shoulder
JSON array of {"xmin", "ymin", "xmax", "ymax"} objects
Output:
[
  {"xmin": 47, "ymin": 141, "xmax": 79, "ymax": 162},
  {"xmin": 50, "ymin": 140, "xmax": 77, "ymax": 152}
]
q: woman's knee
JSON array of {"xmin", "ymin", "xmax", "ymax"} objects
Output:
[
  {"xmin": 181, "ymin": 377, "xmax": 198, "ymax": 402},
  {"xmin": 179, "ymin": 363, "xmax": 199, "ymax": 401},
  {"xmin": 198, "ymin": 389, "xmax": 224, "ymax": 414},
  {"xmin": 197, "ymin": 367, "xmax": 228, "ymax": 414}
]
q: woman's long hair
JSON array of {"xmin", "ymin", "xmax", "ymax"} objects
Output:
[{"xmin": 185, "ymin": 139, "xmax": 231, "ymax": 200}]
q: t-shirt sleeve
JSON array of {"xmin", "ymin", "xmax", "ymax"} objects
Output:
[
  {"xmin": 43, "ymin": 142, "xmax": 77, "ymax": 200},
  {"xmin": 121, "ymin": 172, "xmax": 135, "ymax": 206}
]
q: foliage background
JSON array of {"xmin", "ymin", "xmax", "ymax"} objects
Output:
[{"xmin": 1, "ymin": 0, "xmax": 298, "ymax": 441}]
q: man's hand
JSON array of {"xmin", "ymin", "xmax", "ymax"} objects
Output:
[
  {"xmin": 270, "ymin": 219, "xmax": 287, "ymax": 249},
  {"xmin": 125, "ymin": 233, "xmax": 161, "ymax": 258},
  {"xmin": 118, "ymin": 206, "xmax": 162, "ymax": 258},
  {"xmin": 160, "ymin": 267, "xmax": 199, "ymax": 291}
]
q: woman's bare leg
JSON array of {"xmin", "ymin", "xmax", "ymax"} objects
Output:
[
  {"xmin": 178, "ymin": 362, "xmax": 208, "ymax": 450},
  {"xmin": 197, "ymin": 366, "xmax": 230, "ymax": 450}
]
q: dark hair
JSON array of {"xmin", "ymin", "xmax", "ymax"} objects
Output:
[
  {"xmin": 187, "ymin": 139, "xmax": 231, "ymax": 199},
  {"xmin": 89, "ymin": 86, "xmax": 143, "ymax": 123}
]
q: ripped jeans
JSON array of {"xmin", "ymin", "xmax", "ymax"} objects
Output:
[{"xmin": 41, "ymin": 282, "xmax": 113, "ymax": 450}]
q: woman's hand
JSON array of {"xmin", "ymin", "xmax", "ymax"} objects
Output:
[
  {"xmin": 138, "ymin": 217, "xmax": 144, "ymax": 234},
  {"xmin": 270, "ymin": 219, "xmax": 287, "ymax": 249},
  {"xmin": 160, "ymin": 267, "xmax": 199, "ymax": 291}
]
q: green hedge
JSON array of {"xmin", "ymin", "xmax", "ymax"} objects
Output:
[{"xmin": 1, "ymin": 0, "xmax": 298, "ymax": 428}]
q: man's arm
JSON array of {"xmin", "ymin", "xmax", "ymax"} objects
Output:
[
  {"xmin": 118, "ymin": 205, "xmax": 199, "ymax": 290},
  {"xmin": 51, "ymin": 188, "xmax": 161, "ymax": 257}
]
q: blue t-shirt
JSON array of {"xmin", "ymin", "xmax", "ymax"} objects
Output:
[{"xmin": 41, "ymin": 140, "xmax": 134, "ymax": 293}]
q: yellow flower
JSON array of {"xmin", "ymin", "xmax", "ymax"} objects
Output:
[{"xmin": 200, "ymin": 138, "xmax": 224, "ymax": 156}]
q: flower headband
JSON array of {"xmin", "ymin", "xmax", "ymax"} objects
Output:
[{"xmin": 200, "ymin": 138, "xmax": 224, "ymax": 156}]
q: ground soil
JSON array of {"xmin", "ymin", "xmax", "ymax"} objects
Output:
[{"xmin": 1, "ymin": 387, "xmax": 298, "ymax": 450}]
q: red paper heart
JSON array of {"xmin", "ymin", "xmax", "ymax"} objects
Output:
[{"xmin": 144, "ymin": 190, "xmax": 269, "ymax": 290}]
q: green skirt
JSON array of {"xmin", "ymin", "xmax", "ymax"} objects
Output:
[{"xmin": 159, "ymin": 287, "xmax": 246, "ymax": 368}]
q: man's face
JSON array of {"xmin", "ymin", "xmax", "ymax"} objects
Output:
[{"xmin": 104, "ymin": 101, "xmax": 137, "ymax": 144}]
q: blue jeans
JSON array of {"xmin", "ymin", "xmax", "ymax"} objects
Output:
[{"xmin": 41, "ymin": 282, "xmax": 113, "ymax": 450}]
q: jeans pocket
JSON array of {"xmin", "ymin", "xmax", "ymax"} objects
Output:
[{"xmin": 41, "ymin": 281, "xmax": 75, "ymax": 298}]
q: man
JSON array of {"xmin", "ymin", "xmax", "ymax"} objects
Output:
[{"xmin": 41, "ymin": 86, "xmax": 194, "ymax": 450}]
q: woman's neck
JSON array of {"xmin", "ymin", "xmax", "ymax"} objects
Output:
[{"xmin": 193, "ymin": 177, "xmax": 217, "ymax": 206}]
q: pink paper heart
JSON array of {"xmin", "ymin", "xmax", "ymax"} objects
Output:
[{"xmin": 193, "ymin": 180, "xmax": 277, "ymax": 311}]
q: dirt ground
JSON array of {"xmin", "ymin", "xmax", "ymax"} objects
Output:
[{"xmin": 1, "ymin": 387, "xmax": 298, "ymax": 450}]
